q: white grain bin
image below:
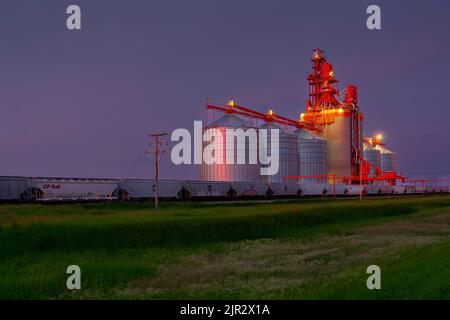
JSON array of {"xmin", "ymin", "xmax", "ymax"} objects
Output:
[
  {"xmin": 259, "ymin": 122, "xmax": 298, "ymax": 183},
  {"xmin": 363, "ymin": 143, "xmax": 381, "ymax": 177},
  {"xmin": 295, "ymin": 129, "xmax": 327, "ymax": 183},
  {"xmin": 199, "ymin": 114, "xmax": 260, "ymax": 182},
  {"xmin": 375, "ymin": 145, "xmax": 397, "ymax": 172}
]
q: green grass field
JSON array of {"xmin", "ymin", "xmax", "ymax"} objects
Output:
[{"xmin": 1, "ymin": 195, "xmax": 450, "ymax": 299}]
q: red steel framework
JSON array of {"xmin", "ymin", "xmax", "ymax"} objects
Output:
[
  {"xmin": 306, "ymin": 48, "xmax": 340, "ymax": 109},
  {"xmin": 303, "ymin": 49, "xmax": 364, "ymax": 181},
  {"xmin": 206, "ymin": 100, "xmax": 319, "ymax": 132}
]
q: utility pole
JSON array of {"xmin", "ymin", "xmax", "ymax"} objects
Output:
[
  {"xmin": 145, "ymin": 132, "xmax": 168, "ymax": 210},
  {"xmin": 359, "ymin": 158, "xmax": 363, "ymax": 201}
]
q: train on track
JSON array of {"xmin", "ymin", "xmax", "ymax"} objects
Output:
[{"xmin": 1, "ymin": 176, "xmax": 448, "ymax": 202}]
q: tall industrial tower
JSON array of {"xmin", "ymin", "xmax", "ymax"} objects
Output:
[{"xmin": 301, "ymin": 49, "xmax": 364, "ymax": 183}]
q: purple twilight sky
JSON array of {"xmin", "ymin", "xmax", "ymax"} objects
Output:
[{"xmin": 0, "ymin": 0, "xmax": 449, "ymax": 180}]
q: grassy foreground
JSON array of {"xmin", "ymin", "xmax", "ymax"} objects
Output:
[{"xmin": 0, "ymin": 196, "xmax": 449, "ymax": 299}]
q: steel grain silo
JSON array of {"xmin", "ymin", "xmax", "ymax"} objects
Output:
[
  {"xmin": 260, "ymin": 122, "xmax": 298, "ymax": 183},
  {"xmin": 376, "ymin": 145, "xmax": 397, "ymax": 172},
  {"xmin": 296, "ymin": 129, "xmax": 327, "ymax": 183},
  {"xmin": 363, "ymin": 143, "xmax": 381, "ymax": 176},
  {"xmin": 200, "ymin": 114, "xmax": 260, "ymax": 182},
  {"xmin": 318, "ymin": 114, "xmax": 352, "ymax": 181}
]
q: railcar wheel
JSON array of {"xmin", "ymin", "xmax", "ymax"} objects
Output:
[
  {"xmin": 30, "ymin": 187, "xmax": 44, "ymax": 201},
  {"xmin": 227, "ymin": 188, "xmax": 237, "ymax": 198},
  {"xmin": 178, "ymin": 188, "xmax": 191, "ymax": 200},
  {"xmin": 118, "ymin": 188, "xmax": 129, "ymax": 200},
  {"xmin": 265, "ymin": 188, "xmax": 274, "ymax": 199}
]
